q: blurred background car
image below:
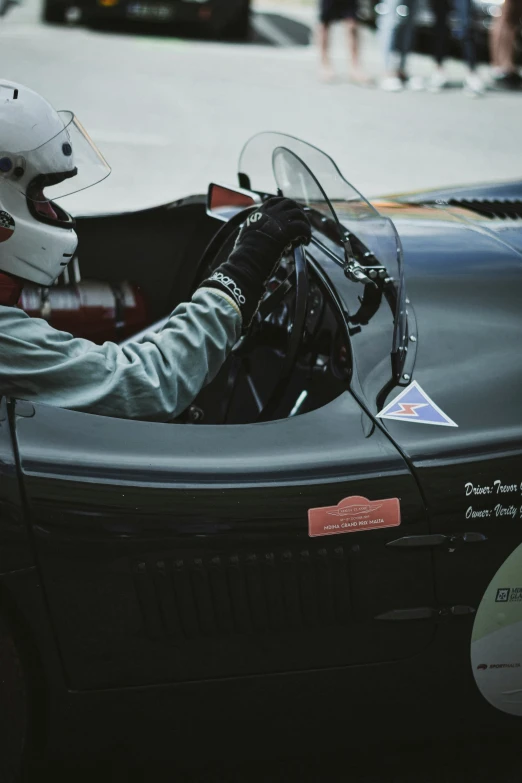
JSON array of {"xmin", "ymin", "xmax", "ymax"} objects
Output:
[
  {"xmin": 42, "ymin": 0, "xmax": 251, "ymax": 39},
  {"xmin": 357, "ymin": 0, "xmax": 522, "ymax": 59}
]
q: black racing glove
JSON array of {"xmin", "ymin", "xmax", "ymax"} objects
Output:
[{"xmin": 200, "ymin": 197, "xmax": 311, "ymax": 329}]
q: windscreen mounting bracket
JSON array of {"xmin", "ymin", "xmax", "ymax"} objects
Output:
[{"xmin": 341, "ymin": 232, "xmax": 388, "ymax": 287}]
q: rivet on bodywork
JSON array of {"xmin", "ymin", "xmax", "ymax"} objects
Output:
[
  {"xmin": 403, "ymin": 374, "xmax": 411, "ymax": 381},
  {"xmin": 409, "ymin": 335, "xmax": 417, "ymax": 342}
]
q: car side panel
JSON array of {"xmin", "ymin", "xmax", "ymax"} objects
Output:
[
  {"xmin": 13, "ymin": 393, "xmax": 435, "ymax": 691},
  {"xmin": 0, "ymin": 398, "xmax": 33, "ymax": 575}
]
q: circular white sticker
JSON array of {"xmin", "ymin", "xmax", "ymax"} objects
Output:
[{"xmin": 471, "ymin": 543, "xmax": 522, "ymax": 717}]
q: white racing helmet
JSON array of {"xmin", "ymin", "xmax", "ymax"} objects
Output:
[{"xmin": 0, "ymin": 80, "xmax": 110, "ymax": 286}]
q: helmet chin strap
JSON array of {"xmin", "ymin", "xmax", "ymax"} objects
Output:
[{"xmin": 0, "ymin": 272, "xmax": 24, "ymax": 307}]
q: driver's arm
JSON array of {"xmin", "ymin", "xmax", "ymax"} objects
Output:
[
  {"xmin": 0, "ymin": 198, "xmax": 311, "ymax": 422},
  {"xmin": 0, "ymin": 289, "xmax": 241, "ymax": 421}
]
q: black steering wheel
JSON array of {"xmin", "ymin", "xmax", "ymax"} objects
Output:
[{"xmin": 195, "ymin": 208, "xmax": 309, "ymax": 423}]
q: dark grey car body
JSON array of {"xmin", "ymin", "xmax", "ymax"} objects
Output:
[{"xmin": 43, "ymin": 0, "xmax": 251, "ymax": 38}]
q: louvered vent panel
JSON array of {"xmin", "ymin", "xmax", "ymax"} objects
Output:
[
  {"xmin": 449, "ymin": 199, "xmax": 522, "ymax": 220},
  {"xmin": 133, "ymin": 547, "xmax": 352, "ymax": 639}
]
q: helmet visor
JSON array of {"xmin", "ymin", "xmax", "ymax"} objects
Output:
[{"xmin": 7, "ymin": 111, "xmax": 110, "ymax": 202}]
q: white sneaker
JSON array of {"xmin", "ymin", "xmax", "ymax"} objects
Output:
[
  {"xmin": 464, "ymin": 72, "xmax": 485, "ymax": 97},
  {"xmin": 407, "ymin": 76, "xmax": 425, "ymax": 91},
  {"xmin": 381, "ymin": 76, "xmax": 403, "ymax": 92},
  {"xmin": 429, "ymin": 70, "xmax": 448, "ymax": 92}
]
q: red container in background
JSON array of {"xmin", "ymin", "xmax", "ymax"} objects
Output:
[{"xmin": 20, "ymin": 280, "xmax": 149, "ymax": 344}]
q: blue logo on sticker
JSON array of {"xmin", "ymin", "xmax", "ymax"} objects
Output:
[{"xmin": 377, "ymin": 381, "xmax": 458, "ymax": 427}]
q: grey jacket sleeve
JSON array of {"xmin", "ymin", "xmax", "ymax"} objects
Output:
[{"xmin": 0, "ymin": 288, "xmax": 242, "ymax": 421}]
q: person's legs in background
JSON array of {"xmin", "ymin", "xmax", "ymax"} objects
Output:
[
  {"xmin": 378, "ymin": 0, "xmax": 405, "ymax": 90},
  {"xmin": 318, "ymin": 0, "xmax": 369, "ymax": 83},
  {"xmin": 453, "ymin": 0, "xmax": 485, "ymax": 94},
  {"xmin": 428, "ymin": 0, "xmax": 452, "ymax": 90},
  {"xmin": 337, "ymin": 0, "xmax": 371, "ymax": 83},
  {"xmin": 343, "ymin": 15, "xmax": 369, "ymax": 81},
  {"xmin": 378, "ymin": 0, "xmax": 420, "ymax": 90},
  {"xmin": 397, "ymin": 0, "xmax": 422, "ymax": 86},
  {"xmin": 489, "ymin": 0, "xmax": 522, "ymax": 89},
  {"xmin": 344, "ymin": 16, "xmax": 361, "ymax": 74},
  {"xmin": 318, "ymin": 17, "xmax": 335, "ymax": 81}
]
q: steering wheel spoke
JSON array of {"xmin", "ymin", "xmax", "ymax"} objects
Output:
[
  {"xmin": 257, "ymin": 245, "xmax": 309, "ymax": 422},
  {"xmin": 257, "ymin": 269, "xmax": 296, "ymax": 321}
]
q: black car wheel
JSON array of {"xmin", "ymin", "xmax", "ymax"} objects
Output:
[
  {"xmin": 42, "ymin": 0, "xmax": 66, "ymax": 23},
  {"xmin": 0, "ymin": 613, "xmax": 28, "ymax": 783},
  {"xmin": 223, "ymin": 2, "xmax": 250, "ymax": 40}
]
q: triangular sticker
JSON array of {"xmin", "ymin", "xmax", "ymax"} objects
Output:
[{"xmin": 377, "ymin": 380, "xmax": 458, "ymax": 427}]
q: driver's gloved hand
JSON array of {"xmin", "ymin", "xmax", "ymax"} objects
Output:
[{"xmin": 199, "ymin": 197, "xmax": 311, "ymax": 330}]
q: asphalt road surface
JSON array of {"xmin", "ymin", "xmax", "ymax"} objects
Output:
[
  {"xmin": 3, "ymin": 2, "xmax": 521, "ymax": 778},
  {"xmin": 1, "ymin": 0, "xmax": 521, "ymax": 217}
]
